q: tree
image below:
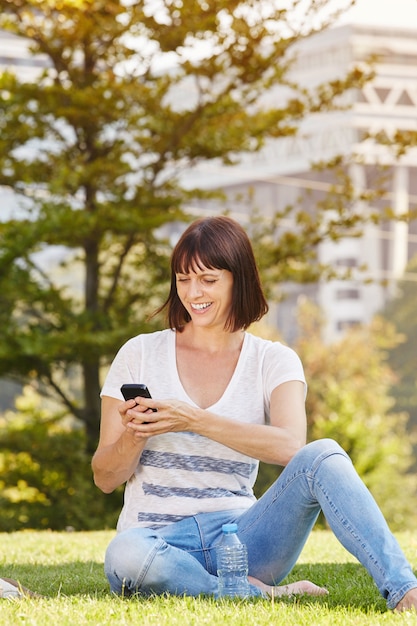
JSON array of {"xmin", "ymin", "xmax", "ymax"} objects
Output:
[
  {"xmin": 381, "ymin": 254, "xmax": 417, "ymax": 450},
  {"xmin": 0, "ymin": 0, "xmax": 386, "ymax": 452},
  {"xmin": 0, "ymin": 386, "xmax": 121, "ymax": 530}
]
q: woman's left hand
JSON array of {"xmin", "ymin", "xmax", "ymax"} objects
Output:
[{"xmin": 125, "ymin": 398, "xmax": 196, "ymax": 436}]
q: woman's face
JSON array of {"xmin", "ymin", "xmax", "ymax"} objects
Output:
[{"xmin": 175, "ymin": 262, "xmax": 234, "ymax": 331}]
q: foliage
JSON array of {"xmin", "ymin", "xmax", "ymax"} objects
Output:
[
  {"xmin": 0, "ymin": 387, "xmax": 121, "ymax": 531},
  {"xmin": 0, "ymin": 0, "xmax": 380, "ymax": 452},
  {"xmin": 1, "ymin": 529, "xmax": 417, "ymax": 624},
  {"xmin": 381, "ymin": 254, "xmax": 417, "ymax": 445},
  {"xmin": 293, "ymin": 299, "xmax": 417, "ymax": 530}
]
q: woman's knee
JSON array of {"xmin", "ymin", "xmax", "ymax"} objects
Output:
[
  {"xmin": 295, "ymin": 438, "xmax": 350, "ymax": 466},
  {"xmin": 306, "ymin": 438, "xmax": 345, "ymax": 453},
  {"xmin": 105, "ymin": 528, "xmax": 151, "ymax": 576}
]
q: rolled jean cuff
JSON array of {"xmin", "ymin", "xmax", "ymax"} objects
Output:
[{"xmin": 387, "ymin": 583, "xmax": 417, "ymax": 610}]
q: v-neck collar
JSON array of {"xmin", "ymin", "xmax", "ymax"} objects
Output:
[{"xmin": 168, "ymin": 330, "xmax": 248, "ymax": 410}]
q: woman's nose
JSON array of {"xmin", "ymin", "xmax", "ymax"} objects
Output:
[{"xmin": 188, "ymin": 279, "xmax": 203, "ymax": 298}]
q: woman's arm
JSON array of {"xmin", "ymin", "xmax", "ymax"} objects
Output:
[
  {"xmin": 194, "ymin": 380, "xmax": 306, "ymax": 465},
  {"xmin": 91, "ymin": 396, "xmax": 151, "ymax": 493},
  {"xmin": 124, "ymin": 380, "xmax": 307, "ymax": 467}
]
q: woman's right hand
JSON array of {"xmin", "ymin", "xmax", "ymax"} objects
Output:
[{"xmin": 120, "ymin": 398, "xmax": 155, "ymax": 429}]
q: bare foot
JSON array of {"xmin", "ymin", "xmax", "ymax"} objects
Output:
[
  {"xmin": 0, "ymin": 578, "xmax": 41, "ymax": 598},
  {"xmin": 248, "ymin": 576, "xmax": 328, "ymax": 598},
  {"xmin": 395, "ymin": 588, "xmax": 417, "ymax": 612}
]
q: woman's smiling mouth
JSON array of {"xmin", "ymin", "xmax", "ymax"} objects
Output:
[{"xmin": 190, "ymin": 302, "xmax": 212, "ymax": 311}]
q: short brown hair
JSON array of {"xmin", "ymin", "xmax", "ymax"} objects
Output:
[{"xmin": 157, "ymin": 216, "xmax": 268, "ymax": 332}]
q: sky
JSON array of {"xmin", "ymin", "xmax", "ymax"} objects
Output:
[{"xmin": 335, "ymin": 0, "xmax": 417, "ymax": 28}]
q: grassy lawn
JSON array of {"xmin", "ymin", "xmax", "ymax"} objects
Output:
[{"xmin": 1, "ymin": 529, "xmax": 416, "ymax": 625}]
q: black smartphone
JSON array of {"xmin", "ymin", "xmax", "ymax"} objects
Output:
[{"xmin": 120, "ymin": 384, "xmax": 157, "ymax": 411}]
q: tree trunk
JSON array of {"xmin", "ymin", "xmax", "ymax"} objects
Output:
[
  {"xmin": 82, "ymin": 359, "xmax": 102, "ymax": 454},
  {"xmin": 83, "ymin": 235, "xmax": 101, "ymax": 453}
]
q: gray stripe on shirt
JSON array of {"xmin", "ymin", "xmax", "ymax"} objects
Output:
[
  {"xmin": 141, "ymin": 449, "xmax": 253, "ymax": 478},
  {"xmin": 143, "ymin": 482, "xmax": 253, "ymax": 499}
]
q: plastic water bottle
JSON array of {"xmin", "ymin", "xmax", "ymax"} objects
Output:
[{"xmin": 216, "ymin": 523, "xmax": 250, "ymax": 598}]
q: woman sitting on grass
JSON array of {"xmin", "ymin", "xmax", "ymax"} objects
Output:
[{"xmin": 92, "ymin": 215, "xmax": 417, "ymax": 611}]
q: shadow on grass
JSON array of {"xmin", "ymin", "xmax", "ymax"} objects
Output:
[
  {"xmin": 4, "ymin": 560, "xmax": 388, "ymax": 612},
  {"xmin": 3, "ymin": 560, "xmax": 108, "ymax": 598},
  {"xmin": 287, "ymin": 562, "xmax": 387, "ymax": 612}
]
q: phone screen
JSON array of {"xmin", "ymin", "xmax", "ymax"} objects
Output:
[{"xmin": 120, "ymin": 384, "xmax": 157, "ymax": 412}]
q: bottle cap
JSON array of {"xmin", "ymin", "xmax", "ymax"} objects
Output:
[{"xmin": 221, "ymin": 523, "xmax": 238, "ymax": 533}]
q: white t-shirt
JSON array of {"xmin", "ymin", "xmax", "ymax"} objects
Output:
[{"xmin": 101, "ymin": 329, "xmax": 306, "ymax": 532}]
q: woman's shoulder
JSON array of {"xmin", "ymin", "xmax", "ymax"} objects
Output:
[
  {"xmin": 244, "ymin": 332, "xmax": 305, "ymax": 388},
  {"xmin": 245, "ymin": 331, "xmax": 299, "ymax": 357}
]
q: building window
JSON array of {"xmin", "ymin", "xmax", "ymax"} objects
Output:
[
  {"xmin": 336, "ymin": 320, "xmax": 361, "ymax": 332},
  {"xmin": 335, "ymin": 257, "xmax": 357, "ymax": 268},
  {"xmin": 335, "ymin": 288, "xmax": 360, "ymax": 300}
]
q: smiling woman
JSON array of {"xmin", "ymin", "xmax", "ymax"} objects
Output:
[
  {"xmin": 175, "ymin": 267, "xmax": 234, "ymax": 333},
  {"xmin": 92, "ymin": 215, "xmax": 417, "ymax": 611},
  {"xmin": 162, "ymin": 216, "xmax": 268, "ymax": 333}
]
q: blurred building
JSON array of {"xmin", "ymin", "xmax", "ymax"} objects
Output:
[
  {"xmin": 0, "ymin": 29, "xmax": 49, "ymax": 80},
  {"xmin": 1, "ymin": 30, "xmax": 49, "ymax": 220}
]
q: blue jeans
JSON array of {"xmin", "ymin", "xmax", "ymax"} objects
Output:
[{"xmin": 104, "ymin": 439, "xmax": 417, "ymax": 608}]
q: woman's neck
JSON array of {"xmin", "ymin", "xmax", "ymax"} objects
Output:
[{"xmin": 178, "ymin": 323, "xmax": 245, "ymax": 354}]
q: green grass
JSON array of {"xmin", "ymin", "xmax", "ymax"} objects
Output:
[{"xmin": 1, "ymin": 529, "xmax": 416, "ymax": 625}]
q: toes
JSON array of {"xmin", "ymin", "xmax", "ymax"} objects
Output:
[{"xmin": 274, "ymin": 580, "xmax": 329, "ymax": 597}]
